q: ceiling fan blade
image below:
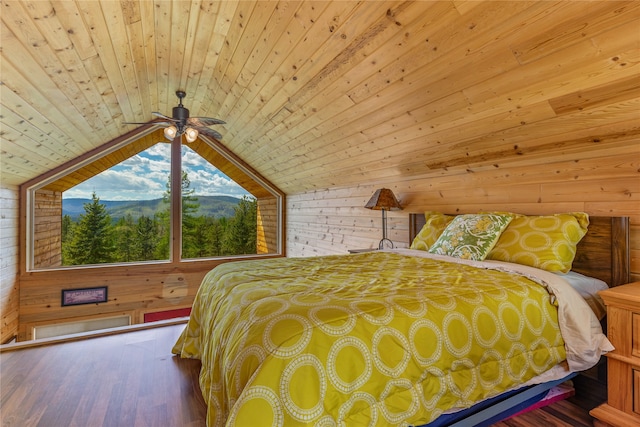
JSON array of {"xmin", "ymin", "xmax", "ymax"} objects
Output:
[
  {"xmin": 122, "ymin": 118, "xmax": 174, "ymax": 127},
  {"xmin": 195, "ymin": 127, "xmax": 223, "ymax": 140},
  {"xmin": 152, "ymin": 112, "xmax": 178, "ymax": 122},
  {"xmin": 188, "ymin": 117, "xmax": 226, "ymax": 127}
]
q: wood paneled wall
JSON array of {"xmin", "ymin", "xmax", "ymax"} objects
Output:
[
  {"xmin": 15, "ymin": 254, "xmax": 287, "ymax": 342},
  {"xmin": 32, "ymin": 189, "xmax": 62, "ymax": 268},
  {"xmin": 0, "ymin": 186, "xmax": 19, "ymax": 343},
  {"xmin": 17, "ymin": 261, "xmax": 206, "ymax": 341},
  {"xmin": 257, "ymin": 196, "xmax": 280, "ymax": 254},
  {"xmin": 286, "ymin": 147, "xmax": 640, "ymax": 283}
]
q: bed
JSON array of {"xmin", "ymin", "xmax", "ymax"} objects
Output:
[{"xmin": 173, "ymin": 212, "xmax": 630, "ymax": 427}]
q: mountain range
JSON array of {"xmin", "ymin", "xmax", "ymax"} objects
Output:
[{"xmin": 63, "ymin": 195, "xmax": 241, "ymax": 221}]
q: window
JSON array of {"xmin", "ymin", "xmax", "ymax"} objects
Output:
[{"xmin": 26, "ymin": 128, "xmax": 282, "ymax": 270}]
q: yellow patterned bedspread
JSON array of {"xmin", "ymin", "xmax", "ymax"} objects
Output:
[{"xmin": 172, "ymin": 251, "xmax": 567, "ymax": 427}]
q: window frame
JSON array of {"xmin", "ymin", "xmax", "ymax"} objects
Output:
[{"xmin": 23, "ymin": 126, "xmax": 284, "ymax": 272}]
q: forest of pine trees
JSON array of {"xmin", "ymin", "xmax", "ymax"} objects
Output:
[{"xmin": 61, "ymin": 173, "xmax": 257, "ymax": 265}]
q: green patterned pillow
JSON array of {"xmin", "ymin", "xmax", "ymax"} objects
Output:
[
  {"xmin": 428, "ymin": 214, "xmax": 513, "ymax": 260},
  {"xmin": 486, "ymin": 212, "xmax": 589, "ymax": 273},
  {"xmin": 410, "ymin": 212, "xmax": 455, "ymax": 250}
]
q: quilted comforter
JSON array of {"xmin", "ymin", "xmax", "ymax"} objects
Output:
[{"xmin": 172, "ymin": 250, "xmax": 611, "ymax": 427}]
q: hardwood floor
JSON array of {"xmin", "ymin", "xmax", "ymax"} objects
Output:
[
  {"xmin": 1, "ymin": 323, "xmax": 207, "ymax": 427},
  {"xmin": 1, "ymin": 324, "xmax": 606, "ymax": 427},
  {"xmin": 491, "ymin": 374, "xmax": 607, "ymax": 427}
]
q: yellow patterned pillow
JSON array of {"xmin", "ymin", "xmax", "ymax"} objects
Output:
[
  {"xmin": 410, "ymin": 211, "xmax": 455, "ymax": 250},
  {"xmin": 428, "ymin": 213, "xmax": 513, "ymax": 260},
  {"xmin": 486, "ymin": 212, "xmax": 589, "ymax": 273}
]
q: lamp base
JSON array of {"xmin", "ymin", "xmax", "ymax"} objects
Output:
[{"xmin": 378, "ymin": 238, "xmax": 394, "ymax": 250}]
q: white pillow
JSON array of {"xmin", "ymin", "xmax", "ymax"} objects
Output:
[{"xmin": 556, "ymin": 271, "xmax": 608, "ymax": 319}]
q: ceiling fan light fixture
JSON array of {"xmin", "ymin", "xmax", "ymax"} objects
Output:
[
  {"xmin": 124, "ymin": 91, "xmax": 224, "ymax": 142},
  {"xmin": 164, "ymin": 125, "xmax": 177, "ymax": 140},
  {"xmin": 185, "ymin": 127, "xmax": 199, "ymax": 143}
]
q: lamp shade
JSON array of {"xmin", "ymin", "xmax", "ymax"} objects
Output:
[
  {"xmin": 364, "ymin": 188, "xmax": 402, "ymax": 211},
  {"xmin": 163, "ymin": 125, "xmax": 177, "ymax": 140},
  {"xmin": 185, "ymin": 127, "xmax": 199, "ymax": 142}
]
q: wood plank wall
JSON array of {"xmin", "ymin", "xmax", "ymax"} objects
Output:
[
  {"xmin": 286, "ymin": 146, "xmax": 640, "ymax": 283},
  {"xmin": 257, "ymin": 196, "xmax": 280, "ymax": 254},
  {"xmin": 0, "ymin": 186, "xmax": 19, "ymax": 343},
  {"xmin": 14, "ymin": 254, "xmax": 280, "ymax": 342},
  {"xmin": 16, "ymin": 261, "xmax": 204, "ymax": 341},
  {"xmin": 32, "ymin": 189, "xmax": 62, "ymax": 268}
]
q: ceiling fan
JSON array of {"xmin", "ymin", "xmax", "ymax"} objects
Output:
[{"xmin": 124, "ymin": 90, "xmax": 225, "ymax": 142}]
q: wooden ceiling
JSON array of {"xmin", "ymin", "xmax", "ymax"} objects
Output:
[{"xmin": 1, "ymin": 1, "xmax": 639, "ymax": 194}]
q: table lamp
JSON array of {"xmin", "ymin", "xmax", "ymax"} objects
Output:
[{"xmin": 364, "ymin": 188, "xmax": 402, "ymax": 249}]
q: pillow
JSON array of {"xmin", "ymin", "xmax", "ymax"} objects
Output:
[
  {"xmin": 427, "ymin": 213, "xmax": 512, "ymax": 260},
  {"xmin": 556, "ymin": 271, "xmax": 608, "ymax": 319},
  {"xmin": 486, "ymin": 212, "xmax": 589, "ymax": 273},
  {"xmin": 410, "ymin": 212, "xmax": 455, "ymax": 250},
  {"xmin": 558, "ymin": 270, "xmax": 608, "ymax": 294}
]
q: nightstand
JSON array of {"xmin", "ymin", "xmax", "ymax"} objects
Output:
[
  {"xmin": 347, "ymin": 248, "xmax": 378, "ymax": 254},
  {"xmin": 590, "ymin": 281, "xmax": 640, "ymax": 427}
]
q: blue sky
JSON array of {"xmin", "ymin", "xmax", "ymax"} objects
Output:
[{"xmin": 63, "ymin": 143, "xmax": 250, "ymax": 201}]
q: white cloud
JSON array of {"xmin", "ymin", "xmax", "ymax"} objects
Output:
[
  {"xmin": 64, "ymin": 143, "xmax": 250, "ymax": 201},
  {"xmin": 182, "ymin": 147, "xmax": 209, "ymax": 169},
  {"xmin": 64, "ymin": 169, "xmax": 166, "ymax": 200},
  {"xmin": 186, "ymin": 168, "xmax": 247, "ymax": 197}
]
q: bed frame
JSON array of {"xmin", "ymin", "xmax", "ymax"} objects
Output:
[
  {"xmin": 409, "ymin": 214, "xmax": 630, "ymax": 287},
  {"xmin": 408, "ymin": 213, "xmax": 630, "ymax": 426}
]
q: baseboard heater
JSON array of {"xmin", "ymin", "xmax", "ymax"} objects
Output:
[{"xmin": 33, "ymin": 315, "xmax": 131, "ymax": 340}]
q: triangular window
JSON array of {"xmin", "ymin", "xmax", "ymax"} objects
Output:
[{"xmin": 26, "ymin": 129, "xmax": 282, "ymax": 270}]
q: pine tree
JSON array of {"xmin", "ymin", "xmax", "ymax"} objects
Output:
[
  {"xmin": 66, "ymin": 192, "xmax": 115, "ymax": 264},
  {"xmin": 136, "ymin": 215, "xmax": 159, "ymax": 260},
  {"xmin": 154, "ymin": 210, "xmax": 170, "ymax": 259},
  {"xmin": 186, "ymin": 216, "xmax": 214, "ymax": 258},
  {"xmin": 223, "ymin": 196, "xmax": 257, "ymax": 254},
  {"xmin": 210, "ymin": 217, "xmax": 227, "ymax": 256},
  {"xmin": 114, "ymin": 214, "xmax": 136, "ymax": 262},
  {"xmin": 157, "ymin": 171, "xmax": 201, "ymax": 258},
  {"xmin": 61, "ymin": 214, "xmax": 75, "ymax": 265},
  {"xmin": 180, "ymin": 171, "xmax": 201, "ymax": 257}
]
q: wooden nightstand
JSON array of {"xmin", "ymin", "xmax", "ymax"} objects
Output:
[{"xmin": 590, "ymin": 281, "xmax": 640, "ymax": 427}]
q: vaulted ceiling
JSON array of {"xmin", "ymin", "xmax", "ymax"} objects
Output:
[{"xmin": 1, "ymin": 1, "xmax": 639, "ymax": 194}]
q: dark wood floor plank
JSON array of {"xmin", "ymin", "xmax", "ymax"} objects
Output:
[
  {"xmin": 1, "ymin": 324, "xmax": 605, "ymax": 427},
  {"xmin": 492, "ymin": 374, "xmax": 607, "ymax": 427},
  {"xmin": 542, "ymin": 400, "xmax": 594, "ymax": 426}
]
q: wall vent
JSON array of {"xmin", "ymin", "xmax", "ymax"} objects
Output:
[{"xmin": 33, "ymin": 315, "xmax": 131, "ymax": 339}]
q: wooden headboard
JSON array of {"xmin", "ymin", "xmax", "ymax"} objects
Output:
[{"xmin": 409, "ymin": 214, "xmax": 630, "ymax": 287}]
